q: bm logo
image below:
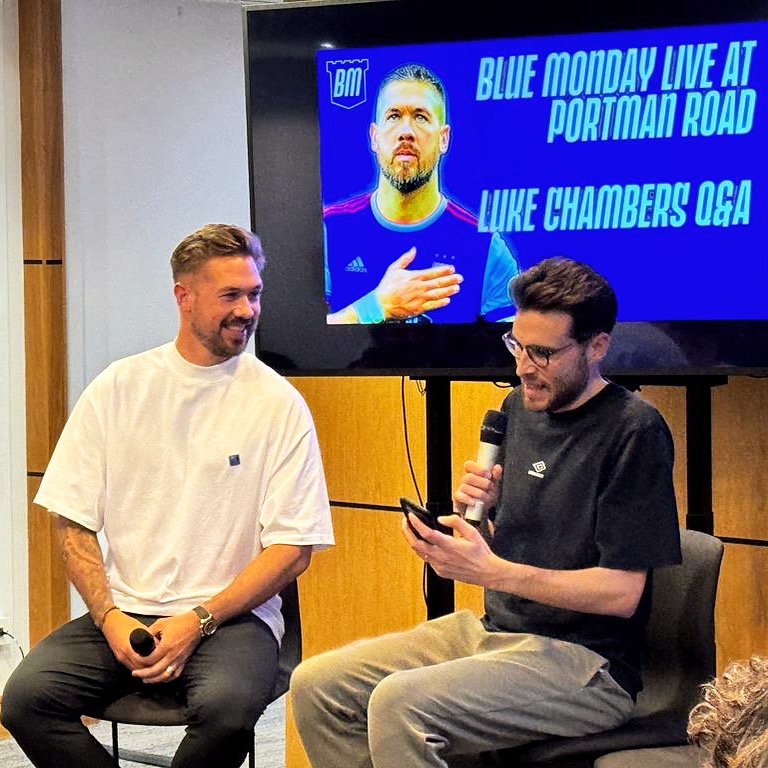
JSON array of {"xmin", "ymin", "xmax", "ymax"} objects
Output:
[{"xmin": 325, "ymin": 59, "xmax": 369, "ymax": 109}]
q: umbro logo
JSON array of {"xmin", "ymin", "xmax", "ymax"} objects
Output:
[
  {"xmin": 527, "ymin": 461, "xmax": 546, "ymax": 479},
  {"xmin": 345, "ymin": 257, "xmax": 367, "ymax": 273}
]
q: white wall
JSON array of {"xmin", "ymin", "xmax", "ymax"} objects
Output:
[
  {"xmin": 60, "ymin": 0, "xmax": 251, "ymax": 614},
  {"xmin": 62, "ymin": 0, "xmax": 251, "ymax": 401},
  {"xmin": 0, "ymin": 0, "xmax": 30, "ymax": 687}
]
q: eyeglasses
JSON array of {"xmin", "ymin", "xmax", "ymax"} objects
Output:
[{"xmin": 501, "ymin": 330, "xmax": 579, "ymax": 368}]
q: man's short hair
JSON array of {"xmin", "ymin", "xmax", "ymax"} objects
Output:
[
  {"xmin": 375, "ymin": 63, "xmax": 447, "ymax": 124},
  {"xmin": 510, "ymin": 257, "xmax": 617, "ymax": 342},
  {"xmin": 171, "ymin": 224, "xmax": 265, "ymax": 280},
  {"xmin": 688, "ymin": 656, "xmax": 768, "ymax": 768}
]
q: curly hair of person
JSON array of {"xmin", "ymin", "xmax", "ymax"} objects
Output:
[{"xmin": 688, "ymin": 656, "xmax": 768, "ymax": 768}]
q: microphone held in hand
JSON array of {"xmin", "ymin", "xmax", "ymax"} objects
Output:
[
  {"xmin": 464, "ymin": 409, "xmax": 507, "ymax": 526},
  {"xmin": 129, "ymin": 627, "xmax": 156, "ymax": 657}
]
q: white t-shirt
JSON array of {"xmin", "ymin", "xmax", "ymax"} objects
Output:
[{"xmin": 35, "ymin": 342, "xmax": 334, "ymax": 642}]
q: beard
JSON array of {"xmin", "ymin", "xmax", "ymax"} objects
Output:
[
  {"xmin": 192, "ymin": 317, "xmax": 255, "ymax": 361},
  {"xmin": 546, "ymin": 361, "xmax": 590, "ymax": 412},
  {"xmin": 521, "ymin": 352, "xmax": 591, "ymax": 413},
  {"xmin": 380, "ymin": 160, "xmax": 435, "ymax": 195}
]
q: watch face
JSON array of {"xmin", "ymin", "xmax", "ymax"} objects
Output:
[{"xmin": 202, "ymin": 618, "xmax": 217, "ymax": 637}]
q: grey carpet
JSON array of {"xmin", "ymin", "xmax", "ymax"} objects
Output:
[{"xmin": 0, "ymin": 694, "xmax": 285, "ymax": 767}]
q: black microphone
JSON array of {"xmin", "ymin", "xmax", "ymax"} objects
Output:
[
  {"xmin": 129, "ymin": 627, "xmax": 156, "ymax": 657},
  {"xmin": 464, "ymin": 409, "xmax": 507, "ymax": 526}
]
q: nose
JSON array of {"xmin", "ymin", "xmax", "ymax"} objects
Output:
[
  {"xmin": 397, "ymin": 116, "xmax": 416, "ymax": 139},
  {"xmin": 234, "ymin": 295, "xmax": 256, "ymax": 318},
  {"xmin": 514, "ymin": 349, "xmax": 536, "ymax": 377}
]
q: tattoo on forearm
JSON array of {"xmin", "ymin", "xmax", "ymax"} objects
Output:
[{"xmin": 56, "ymin": 516, "xmax": 113, "ymax": 624}]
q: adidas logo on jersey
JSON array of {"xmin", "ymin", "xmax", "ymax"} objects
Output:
[{"xmin": 345, "ymin": 257, "xmax": 367, "ymax": 273}]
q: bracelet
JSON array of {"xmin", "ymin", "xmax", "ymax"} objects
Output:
[{"xmin": 99, "ymin": 605, "xmax": 118, "ymax": 629}]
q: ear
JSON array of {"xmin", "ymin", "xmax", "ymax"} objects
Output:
[
  {"xmin": 174, "ymin": 281, "xmax": 191, "ymax": 311},
  {"xmin": 587, "ymin": 332, "xmax": 611, "ymax": 364},
  {"xmin": 369, "ymin": 122, "xmax": 379, "ymax": 153},
  {"xmin": 439, "ymin": 124, "xmax": 451, "ymax": 155}
]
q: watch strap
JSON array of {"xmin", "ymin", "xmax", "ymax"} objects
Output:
[
  {"xmin": 192, "ymin": 605, "xmax": 218, "ymax": 637},
  {"xmin": 192, "ymin": 605, "xmax": 213, "ymax": 622}
]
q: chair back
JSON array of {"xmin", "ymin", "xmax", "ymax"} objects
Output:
[
  {"xmin": 633, "ymin": 527, "xmax": 723, "ymax": 719},
  {"xmin": 488, "ymin": 528, "xmax": 724, "ymax": 766},
  {"xmin": 274, "ymin": 578, "xmax": 302, "ymax": 699}
]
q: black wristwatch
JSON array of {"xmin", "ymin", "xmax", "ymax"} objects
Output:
[{"xmin": 192, "ymin": 606, "xmax": 218, "ymax": 638}]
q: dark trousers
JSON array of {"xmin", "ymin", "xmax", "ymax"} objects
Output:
[{"xmin": 1, "ymin": 611, "xmax": 279, "ymax": 768}]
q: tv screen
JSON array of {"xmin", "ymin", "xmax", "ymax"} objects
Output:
[{"xmin": 246, "ymin": 0, "xmax": 768, "ymax": 377}]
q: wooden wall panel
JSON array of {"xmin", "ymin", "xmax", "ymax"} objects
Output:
[
  {"xmin": 713, "ymin": 378, "xmax": 768, "ymax": 539},
  {"xmin": 290, "ymin": 376, "xmax": 426, "ymax": 506},
  {"xmin": 19, "ymin": 0, "xmax": 69, "ymax": 643},
  {"xmin": 18, "ymin": 0, "xmax": 65, "ymax": 263},
  {"xmin": 23, "ymin": 264, "xmax": 67, "ymax": 472},
  {"xmin": 299, "ymin": 506, "xmax": 427, "ymax": 654},
  {"xmin": 637, "ymin": 386, "xmax": 688, "ymax": 525},
  {"xmin": 285, "ymin": 698, "xmax": 309, "ymax": 768},
  {"xmin": 455, "ymin": 581, "xmax": 485, "ymax": 615},
  {"xmin": 715, "ymin": 543, "xmax": 768, "ymax": 669},
  {"xmin": 26, "ymin": 477, "xmax": 69, "ymax": 647},
  {"xmin": 287, "ymin": 504, "xmax": 428, "ymax": 768}
]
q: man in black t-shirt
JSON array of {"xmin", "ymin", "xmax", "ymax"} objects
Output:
[{"xmin": 291, "ymin": 257, "xmax": 682, "ymax": 768}]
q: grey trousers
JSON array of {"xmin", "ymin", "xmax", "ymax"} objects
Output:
[{"xmin": 291, "ymin": 610, "xmax": 635, "ymax": 768}]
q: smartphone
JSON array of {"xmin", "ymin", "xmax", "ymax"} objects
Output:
[{"xmin": 400, "ymin": 497, "xmax": 451, "ymax": 539}]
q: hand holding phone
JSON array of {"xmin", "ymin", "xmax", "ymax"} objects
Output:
[{"xmin": 400, "ymin": 497, "xmax": 450, "ymax": 540}]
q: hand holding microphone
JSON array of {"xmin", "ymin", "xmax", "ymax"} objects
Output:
[
  {"xmin": 129, "ymin": 627, "xmax": 156, "ymax": 657},
  {"xmin": 129, "ymin": 625, "xmax": 181, "ymax": 681},
  {"xmin": 463, "ymin": 409, "xmax": 507, "ymax": 526}
]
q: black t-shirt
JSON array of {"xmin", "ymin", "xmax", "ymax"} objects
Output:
[{"xmin": 482, "ymin": 382, "xmax": 681, "ymax": 699}]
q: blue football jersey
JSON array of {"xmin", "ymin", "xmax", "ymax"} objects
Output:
[{"xmin": 324, "ymin": 192, "xmax": 519, "ymax": 323}]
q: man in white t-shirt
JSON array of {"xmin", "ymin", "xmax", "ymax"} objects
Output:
[{"xmin": 1, "ymin": 224, "xmax": 334, "ymax": 768}]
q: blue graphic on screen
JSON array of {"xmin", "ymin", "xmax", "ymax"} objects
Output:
[{"xmin": 317, "ymin": 21, "xmax": 767, "ymax": 324}]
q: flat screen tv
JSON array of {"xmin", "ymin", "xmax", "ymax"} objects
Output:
[{"xmin": 246, "ymin": 0, "xmax": 768, "ymax": 378}]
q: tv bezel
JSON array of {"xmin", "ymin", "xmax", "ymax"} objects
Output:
[{"xmin": 245, "ymin": 0, "xmax": 768, "ymax": 379}]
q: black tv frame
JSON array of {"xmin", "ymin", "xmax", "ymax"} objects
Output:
[{"xmin": 245, "ymin": 0, "xmax": 768, "ymax": 380}]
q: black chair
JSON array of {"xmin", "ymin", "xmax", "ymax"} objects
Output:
[
  {"xmin": 478, "ymin": 528, "xmax": 724, "ymax": 768},
  {"xmin": 593, "ymin": 745, "xmax": 704, "ymax": 768},
  {"xmin": 87, "ymin": 580, "xmax": 302, "ymax": 768}
]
